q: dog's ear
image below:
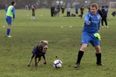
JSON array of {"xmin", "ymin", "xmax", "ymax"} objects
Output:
[
  {"xmin": 43, "ymin": 40, "xmax": 48, "ymax": 45},
  {"xmin": 39, "ymin": 40, "xmax": 43, "ymax": 44},
  {"xmin": 40, "ymin": 40, "xmax": 48, "ymax": 45},
  {"xmin": 37, "ymin": 40, "xmax": 43, "ymax": 46}
]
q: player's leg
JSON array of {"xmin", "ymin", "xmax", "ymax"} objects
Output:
[
  {"xmin": 32, "ymin": 12, "xmax": 35, "ymax": 20},
  {"xmin": 80, "ymin": 11, "xmax": 83, "ymax": 18},
  {"xmin": 6, "ymin": 16, "xmax": 12, "ymax": 37},
  {"xmin": 104, "ymin": 18, "xmax": 108, "ymax": 28},
  {"xmin": 75, "ymin": 32, "xmax": 90, "ymax": 68},
  {"xmin": 95, "ymin": 45, "xmax": 102, "ymax": 65},
  {"xmin": 75, "ymin": 44, "xmax": 88, "ymax": 65},
  {"xmin": 101, "ymin": 18, "xmax": 104, "ymax": 26},
  {"xmin": 92, "ymin": 36, "xmax": 102, "ymax": 66},
  {"xmin": 7, "ymin": 26, "xmax": 12, "ymax": 37}
]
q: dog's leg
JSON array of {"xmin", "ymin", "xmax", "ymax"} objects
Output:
[
  {"xmin": 42, "ymin": 55, "xmax": 46, "ymax": 64},
  {"xmin": 35, "ymin": 56, "xmax": 38, "ymax": 67},
  {"xmin": 27, "ymin": 54, "xmax": 34, "ymax": 67},
  {"xmin": 38, "ymin": 56, "xmax": 41, "ymax": 63}
]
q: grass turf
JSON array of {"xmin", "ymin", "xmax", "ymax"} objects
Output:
[{"xmin": 0, "ymin": 9, "xmax": 116, "ymax": 77}]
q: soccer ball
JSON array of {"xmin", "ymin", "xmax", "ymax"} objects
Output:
[{"xmin": 53, "ymin": 59, "xmax": 63, "ymax": 68}]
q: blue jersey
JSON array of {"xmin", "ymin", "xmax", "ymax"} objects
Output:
[{"xmin": 83, "ymin": 12, "xmax": 101, "ymax": 33}]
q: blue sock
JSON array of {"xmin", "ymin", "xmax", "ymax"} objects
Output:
[{"xmin": 7, "ymin": 28, "xmax": 11, "ymax": 36}]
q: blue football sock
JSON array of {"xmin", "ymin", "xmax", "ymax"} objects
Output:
[{"xmin": 7, "ymin": 28, "xmax": 11, "ymax": 36}]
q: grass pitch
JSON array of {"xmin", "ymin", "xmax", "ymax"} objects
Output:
[{"xmin": 0, "ymin": 9, "xmax": 116, "ymax": 77}]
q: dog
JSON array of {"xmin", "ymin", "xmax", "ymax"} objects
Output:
[{"xmin": 27, "ymin": 40, "xmax": 48, "ymax": 67}]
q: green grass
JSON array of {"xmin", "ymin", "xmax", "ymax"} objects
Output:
[{"xmin": 0, "ymin": 9, "xmax": 116, "ymax": 77}]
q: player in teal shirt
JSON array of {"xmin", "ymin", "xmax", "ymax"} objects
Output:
[
  {"xmin": 6, "ymin": 1, "xmax": 16, "ymax": 37},
  {"xmin": 74, "ymin": 3, "xmax": 102, "ymax": 69}
]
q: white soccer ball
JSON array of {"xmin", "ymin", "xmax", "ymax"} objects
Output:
[{"xmin": 53, "ymin": 59, "xmax": 63, "ymax": 68}]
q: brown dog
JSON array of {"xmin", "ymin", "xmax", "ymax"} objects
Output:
[{"xmin": 27, "ymin": 40, "xmax": 48, "ymax": 67}]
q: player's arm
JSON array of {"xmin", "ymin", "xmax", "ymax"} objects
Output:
[
  {"xmin": 12, "ymin": 7, "xmax": 16, "ymax": 19},
  {"xmin": 84, "ymin": 13, "xmax": 91, "ymax": 25},
  {"xmin": 98, "ymin": 20, "xmax": 101, "ymax": 30},
  {"xmin": 98, "ymin": 15, "xmax": 102, "ymax": 30},
  {"xmin": 5, "ymin": 7, "xmax": 8, "ymax": 12}
]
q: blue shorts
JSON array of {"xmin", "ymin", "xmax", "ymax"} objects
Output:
[
  {"xmin": 81, "ymin": 32, "xmax": 100, "ymax": 46},
  {"xmin": 6, "ymin": 16, "xmax": 12, "ymax": 25}
]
